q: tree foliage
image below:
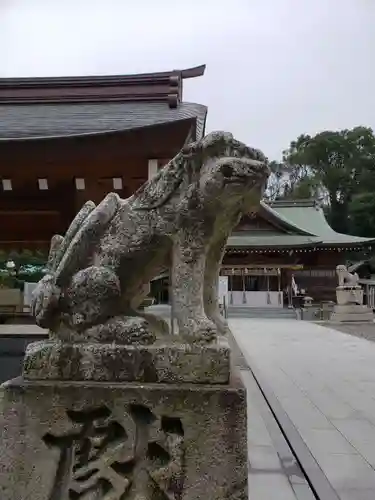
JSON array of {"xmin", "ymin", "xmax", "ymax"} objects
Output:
[
  {"xmin": 266, "ymin": 126, "xmax": 375, "ymax": 237},
  {"xmin": 348, "ymin": 193, "xmax": 375, "ymax": 237}
]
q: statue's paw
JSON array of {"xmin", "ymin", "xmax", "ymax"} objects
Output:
[
  {"xmin": 192, "ymin": 319, "xmax": 218, "ymax": 344},
  {"xmin": 31, "ymin": 275, "xmax": 61, "ymax": 328},
  {"xmin": 84, "ymin": 316, "xmax": 157, "ymax": 345},
  {"xmin": 211, "ymin": 312, "xmax": 230, "ymax": 336}
]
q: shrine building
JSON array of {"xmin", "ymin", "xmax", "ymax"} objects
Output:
[
  {"xmin": 0, "ymin": 65, "xmax": 374, "ymax": 310},
  {"xmin": 222, "ymin": 199, "xmax": 375, "ymax": 306},
  {"xmin": 0, "ymin": 64, "xmax": 207, "ymax": 252}
]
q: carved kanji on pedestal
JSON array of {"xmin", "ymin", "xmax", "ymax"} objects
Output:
[{"xmin": 43, "ymin": 405, "xmax": 184, "ymax": 500}]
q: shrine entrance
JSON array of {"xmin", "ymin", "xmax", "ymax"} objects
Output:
[{"xmin": 220, "ymin": 266, "xmax": 304, "ymax": 308}]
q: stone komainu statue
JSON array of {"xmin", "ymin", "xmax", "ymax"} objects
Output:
[
  {"xmin": 32, "ymin": 131, "xmax": 270, "ymax": 343},
  {"xmin": 336, "ymin": 264, "xmax": 360, "ymax": 288}
]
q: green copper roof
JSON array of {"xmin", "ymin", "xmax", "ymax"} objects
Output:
[
  {"xmin": 268, "ymin": 200, "xmax": 375, "ymax": 245},
  {"xmin": 227, "ymin": 199, "xmax": 375, "ymax": 249},
  {"xmin": 227, "ymin": 234, "xmax": 322, "ymax": 248}
]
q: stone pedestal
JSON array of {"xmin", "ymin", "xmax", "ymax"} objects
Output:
[
  {"xmin": 330, "ymin": 304, "xmax": 374, "ymax": 323},
  {"xmin": 0, "ymin": 337, "xmax": 248, "ymax": 500},
  {"xmin": 330, "ymin": 285, "xmax": 374, "ymax": 323},
  {"xmin": 336, "ymin": 286, "xmax": 363, "ymax": 306},
  {"xmin": 23, "ymin": 337, "xmax": 230, "ymax": 384}
]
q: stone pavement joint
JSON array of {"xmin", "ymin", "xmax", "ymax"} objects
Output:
[{"xmin": 230, "ymin": 332, "xmax": 314, "ymax": 499}]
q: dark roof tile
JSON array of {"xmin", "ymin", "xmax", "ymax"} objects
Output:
[{"xmin": 0, "ymin": 101, "xmax": 207, "ymax": 141}]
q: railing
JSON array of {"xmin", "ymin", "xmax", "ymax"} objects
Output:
[
  {"xmin": 358, "ymin": 280, "xmax": 375, "ymax": 310},
  {"xmin": 367, "ymin": 286, "xmax": 375, "ymax": 309}
]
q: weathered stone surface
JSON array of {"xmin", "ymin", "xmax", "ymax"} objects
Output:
[
  {"xmin": 332, "ymin": 266, "xmax": 372, "ymax": 322},
  {"xmin": 23, "ymin": 336, "xmax": 231, "ymax": 383},
  {"xmin": 336, "ymin": 264, "xmax": 360, "ymax": 288},
  {"xmin": 0, "ymin": 375, "xmax": 247, "ymax": 500},
  {"xmin": 5, "ymin": 133, "xmax": 254, "ymax": 498},
  {"xmin": 31, "ymin": 131, "xmax": 269, "ymax": 343},
  {"xmin": 336, "ymin": 286, "xmax": 363, "ymax": 305},
  {"xmin": 52, "ymin": 316, "xmax": 158, "ymax": 345},
  {"xmin": 330, "ymin": 304, "xmax": 374, "ymax": 323},
  {"xmin": 333, "ymin": 304, "xmax": 369, "ymax": 314}
]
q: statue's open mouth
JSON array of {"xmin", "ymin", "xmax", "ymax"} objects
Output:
[{"xmin": 225, "ymin": 176, "xmax": 250, "ymax": 185}]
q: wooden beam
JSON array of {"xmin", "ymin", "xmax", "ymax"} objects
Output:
[{"xmin": 148, "ymin": 159, "xmax": 158, "ymax": 180}]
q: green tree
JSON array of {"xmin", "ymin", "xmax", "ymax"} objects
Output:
[
  {"xmin": 265, "ymin": 161, "xmax": 286, "ymax": 200},
  {"xmin": 266, "ymin": 146, "xmax": 321, "ymax": 201},
  {"xmin": 348, "ymin": 193, "xmax": 375, "ymax": 237},
  {"xmin": 283, "ymin": 127, "xmax": 375, "ymax": 234}
]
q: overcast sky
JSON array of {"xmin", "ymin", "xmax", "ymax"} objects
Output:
[{"xmin": 2, "ymin": 0, "xmax": 375, "ymax": 160}]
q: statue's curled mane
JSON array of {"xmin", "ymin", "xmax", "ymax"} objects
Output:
[
  {"xmin": 132, "ymin": 131, "xmax": 262, "ymax": 211},
  {"xmin": 132, "ymin": 147, "xmax": 197, "ymax": 211}
]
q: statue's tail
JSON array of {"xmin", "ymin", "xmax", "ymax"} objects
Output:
[
  {"xmin": 48, "ymin": 200, "xmax": 96, "ymax": 273},
  {"xmin": 32, "ymin": 193, "xmax": 121, "ymax": 328},
  {"xmin": 54, "ymin": 193, "xmax": 121, "ymax": 287}
]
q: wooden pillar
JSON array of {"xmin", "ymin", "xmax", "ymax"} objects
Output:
[
  {"xmin": 74, "ymin": 177, "xmax": 88, "ymax": 214},
  {"xmin": 148, "ymin": 159, "xmax": 158, "ymax": 180},
  {"xmin": 73, "ymin": 178, "xmax": 106, "ymax": 212},
  {"xmin": 241, "ymin": 266, "xmax": 247, "ymax": 304}
]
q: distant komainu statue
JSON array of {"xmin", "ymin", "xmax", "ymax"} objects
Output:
[
  {"xmin": 32, "ymin": 131, "xmax": 269, "ymax": 343},
  {"xmin": 336, "ymin": 264, "xmax": 360, "ymax": 288}
]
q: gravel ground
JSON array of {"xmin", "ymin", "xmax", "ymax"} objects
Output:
[{"xmin": 322, "ymin": 321, "xmax": 375, "ymax": 342}]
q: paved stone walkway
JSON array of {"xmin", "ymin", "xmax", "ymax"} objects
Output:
[
  {"xmin": 0, "ymin": 324, "xmax": 46, "ymax": 335},
  {"xmin": 231, "ymin": 318, "xmax": 375, "ymax": 500},
  {"xmin": 240, "ymin": 368, "xmax": 315, "ymax": 500}
]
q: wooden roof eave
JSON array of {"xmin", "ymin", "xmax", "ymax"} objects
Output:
[
  {"xmin": 225, "ymin": 240, "xmax": 375, "ymax": 252},
  {"xmin": 226, "ymin": 243, "xmax": 322, "ymax": 252},
  {"xmin": 316, "ymin": 241, "xmax": 375, "ymax": 250},
  {"xmin": 0, "ymin": 65, "xmax": 206, "ymax": 89},
  {"xmin": 0, "ymin": 65, "xmax": 206, "ymax": 106},
  {"xmin": 0, "ymin": 116, "xmax": 196, "ymax": 144}
]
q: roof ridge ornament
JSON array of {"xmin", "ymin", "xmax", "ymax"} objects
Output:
[{"xmin": 0, "ymin": 64, "xmax": 206, "ymax": 105}]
